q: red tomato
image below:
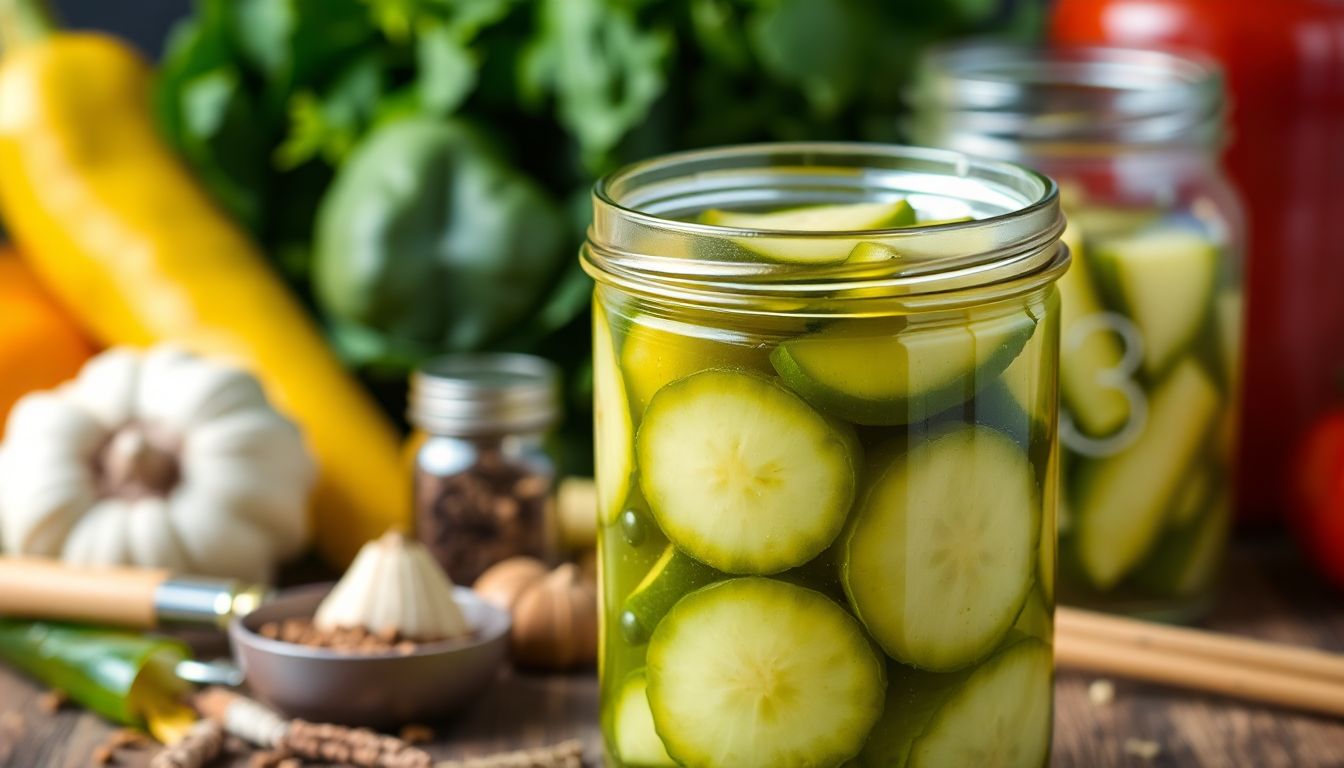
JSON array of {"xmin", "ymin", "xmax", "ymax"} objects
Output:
[
  {"xmin": 1292, "ymin": 411, "xmax": 1344, "ymax": 588},
  {"xmin": 1054, "ymin": 1, "xmax": 1344, "ymax": 525}
]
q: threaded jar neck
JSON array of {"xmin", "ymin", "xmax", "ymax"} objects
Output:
[
  {"xmin": 908, "ymin": 44, "xmax": 1226, "ymax": 160},
  {"xmin": 583, "ymin": 142, "xmax": 1067, "ymax": 318}
]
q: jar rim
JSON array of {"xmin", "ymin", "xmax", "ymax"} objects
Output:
[
  {"xmin": 909, "ymin": 43, "xmax": 1225, "ymax": 156},
  {"xmin": 584, "ymin": 142, "xmax": 1067, "ymax": 316},
  {"xmin": 409, "ymin": 353, "xmax": 560, "ymax": 436}
]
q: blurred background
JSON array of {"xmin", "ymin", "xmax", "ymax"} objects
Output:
[{"xmin": 28, "ymin": 0, "xmax": 1050, "ymax": 476}]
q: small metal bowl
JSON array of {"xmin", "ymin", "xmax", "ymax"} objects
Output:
[{"xmin": 230, "ymin": 583, "xmax": 510, "ymax": 728}]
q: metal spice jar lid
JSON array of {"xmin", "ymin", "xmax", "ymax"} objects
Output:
[{"xmin": 408, "ymin": 353, "xmax": 560, "ymax": 437}]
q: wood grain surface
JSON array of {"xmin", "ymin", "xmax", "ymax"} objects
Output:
[{"xmin": 1, "ymin": 539, "xmax": 1342, "ymax": 767}]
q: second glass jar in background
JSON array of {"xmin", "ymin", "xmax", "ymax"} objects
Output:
[
  {"xmin": 585, "ymin": 143, "xmax": 1066, "ymax": 768},
  {"xmin": 408, "ymin": 354, "xmax": 559, "ymax": 585},
  {"xmin": 911, "ymin": 44, "xmax": 1245, "ymax": 620}
]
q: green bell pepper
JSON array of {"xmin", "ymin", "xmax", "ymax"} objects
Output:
[
  {"xmin": 314, "ymin": 117, "xmax": 570, "ymax": 368},
  {"xmin": 0, "ymin": 620, "xmax": 190, "ymax": 726}
]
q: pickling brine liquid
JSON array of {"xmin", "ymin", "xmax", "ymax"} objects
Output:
[{"xmin": 590, "ymin": 200, "xmax": 1060, "ymax": 768}]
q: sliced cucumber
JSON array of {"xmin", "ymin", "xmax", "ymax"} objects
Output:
[
  {"xmin": 906, "ymin": 639, "xmax": 1053, "ymax": 768},
  {"xmin": 622, "ymin": 546, "xmax": 722, "ymax": 643},
  {"xmin": 847, "ymin": 241, "xmax": 903, "ymax": 263},
  {"xmin": 1039, "ymin": 441, "xmax": 1060, "ymax": 604},
  {"xmin": 615, "ymin": 670, "xmax": 677, "ymax": 767},
  {"xmin": 1217, "ymin": 291, "xmax": 1243, "ymax": 388},
  {"xmin": 1059, "ymin": 221, "xmax": 1131, "ymax": 438},
  {"xmin": 701, "ymin": 201, "xmax": 916, "ymax": 265},
  {"xmin": 1069, "ymin": 206, "xmax": 1161, "ymax": 238},
  {"xmin": 1001, "ymin": 332, "xmax": 1039, "ymax": 420},
  {"xmin": 1092, "ymin": 228, "xmax": 1218, "ymax": 377},
  {"xmin": 620, "ymin": 320, "xmax": 770, "ymax": 416},
  {"xmin": 1135, "ymin": 494, "xmax": 1230, "ymax": 598},
  {"xmin": 637, "ymin": 369, "xmax": 859, "ymax": 574},
  {"xmin": 772, "ymin": 309, "xmax": 1038, "ymax": 426},
  {"xmin": 1011, "ymin": 589, "xmax": 1052, "ymax": 641},
  {"xmin": 647, "ymin": 578, "xmax": 885, "ymax": 768},
  {"xmin": 845, "ymin": 215, "xmax": 979, "ymax": 263},
  {"xmin": 702, "ymin": 201, "xmax": 916, "ymax": 231},
  {"xmin": 858, "ymin": 640, "xmax": 1052, "ymax": 768},
  {"xmin": 594, "ymin": 300, "xmax": 635, "ymax": 525},
  {"xmin": 855, "ymin": 665, "xmax": 964, "ymax": 768},
  {"xmin": 842, "ymin": 425, "xmax": 1039, "ymax": 671},
  {"xmin": 1168, "ymin": 468, "xmax": 1211, "ymax": 529},
  {"xmin": 1075, "ymin": 361, "xmax": 1220, "ymax": 589}
]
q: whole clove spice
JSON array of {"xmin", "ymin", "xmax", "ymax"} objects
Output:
[
  {"xmin": 408, "ymin": 355, "xmax": 559, "ymax": 585},
  {"xmin": 149, "ymin": 720, "xmax": 224, "ymax": 768}
]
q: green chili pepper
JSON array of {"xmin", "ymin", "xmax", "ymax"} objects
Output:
[
  {"xmin": 0, "ymin": 620, "xmax": 190, "ymax": 726},
  {"xmin": 313, "ymin": 117, "xmax": 570, "ymax": 369}
]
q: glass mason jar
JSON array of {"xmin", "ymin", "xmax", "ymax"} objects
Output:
[
  {"xmin": 582, "ymin": 143, "xmax": 1066, "ymax": 768},
  {"xmin": 408, "ymin": 353, "xmax": 559, "ymax": 586},
  {"xmin": 911, "ymin": 44, "xmax": 1245, "ymax": 620}
]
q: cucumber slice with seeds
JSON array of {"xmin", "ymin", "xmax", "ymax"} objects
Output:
[
  {"xmin": 1011, "ymin": 589, "xmax": 1052, "ymax": 641},
  {"xmin": 615, "ymin": 670, "xmax": 677, "ymax": 767},
  {"xmin": 1075, "ymin": 361, "xmax": 1220, "ymax": 589},
  {"xmin": 620, "ymin": 321, "xmax": 770, "ymax": 417},
  {"xmin": 637, "ymin": 369, "xmax": 859, "ymax": 574},
  {"xmin": 1135, "ymin": 494, "xmax": 1230, "ymax": 598},
  {"xmin": 594, "ymin": 300, "xmax": 635, "ymax": 525},
  {"xmin": 1059, "ymin": 221, "xmax": 1131, "ymax": 438},
  {"xmin": 1092, "ymin": 228, "xmax": 1218, "ymax": 377},
  {"xmin": 772, "ymin": 310, "xmax": 1038, "ymax": 426},
  {"xmin": 647, "ymin": 578, "xmax": 885, "ymax": 768},
  {"xmin": 842, "ymin": 425, "xmax": 1039, "ymax": 671},
  {"xmin": 906, "ymin": 639, "xmax": 1053, "ymax": 768},
  {"xmin": 700, "ymin": 201, "xmax": 916, "ymax": 264},
  {"xmin": 622, "ymin": 546, "xmax": 722, "ymax": 643},
  {"xmin": 857, "ymin": 640, "xmax": 1052, "ymax": 768}
]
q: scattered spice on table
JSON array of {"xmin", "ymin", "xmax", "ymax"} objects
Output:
[
  {"xmin": 0, "ymin": 710, "xmax": 25, "ymax": 764},
  {"xmin": 1088, "ymin": 678, "xmax": 1116, "ymax": 707},
  {"xmin": 195, "ymin": 688, "xmax": 432, "ymax": 768},
  {"xmin": 94, "ymin": 728, "xmax": 154, "ymax": 765},
  {"xmin": 247, "ymin": 749, "xmax": 292, "ymax": 768},
  {"xmin": 1124, "ymin": 738, "xmax": 1163, "ymax": 760},
  {"xmin": 149, "ymin": 720, "xmax": 224, "ymax": 768},
  {"xmin": 435, "ymin": 739, "xmax": 585, "ymax": 768},
  {"xmin": 258, "ymin": 618, "xmax": 422, "ymax": 654},
  {"xmin": 400, "ymin": 724, "xmax": 436, "ymax": 745},
  {"xmin": 36, "ymin": 688, "xmax": 66, "ymax": 714}
]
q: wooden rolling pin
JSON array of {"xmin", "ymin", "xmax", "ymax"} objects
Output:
[{"xmin": 0, "ymin": 556, "xmax": 268, "ymax": 628}]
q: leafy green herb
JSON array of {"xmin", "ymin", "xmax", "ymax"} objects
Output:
[{"xmin": 155, "ymin": 0, "xmax": 1047, "ymax": 471}]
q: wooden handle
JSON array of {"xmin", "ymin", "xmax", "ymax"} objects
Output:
[
  {"xmin": 1058, "ymin": 607, "xmax": 1344, "ymax": 684},
  {"xmin": 1056, "ymin": 629, "xmax": 1344, "ymax": 718},
  {"xmin": 0, "ymin": 557, "xmax": 170, "ymax": 628}
]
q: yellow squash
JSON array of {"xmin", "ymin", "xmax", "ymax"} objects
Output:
[{"xmin": 0, "ymin": 25, "xmax": 404, "ymax": 566}]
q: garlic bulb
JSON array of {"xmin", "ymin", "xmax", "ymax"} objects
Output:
[
  {"xmin": 0, "ymin": 346, "xmax": 314, "ymax": 582},
  {"xmin": 315, "ymin": 531, "xmax": 471, "ymax": 641}
]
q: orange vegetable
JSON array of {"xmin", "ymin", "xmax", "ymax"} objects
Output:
[
  {"xmin": 0, "ymin": 248, "xmax": 94, "ymax": 433},
  {"xmin": 0, "ymin": 7, "xmax": 407, "ymax": 565}
]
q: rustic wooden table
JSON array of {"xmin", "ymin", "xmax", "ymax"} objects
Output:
[{"xmin": 2, "ymin": 539, "xmax": 1342, "ymax": 768}]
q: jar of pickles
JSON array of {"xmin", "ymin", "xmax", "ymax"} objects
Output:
[
  {"xmin": 911, "ymin": 45, "xmax": 1245, "ymax": 620},
  {"xmin": 583, "ymin": 143, "xmax": 1066, "ymax": 768}
]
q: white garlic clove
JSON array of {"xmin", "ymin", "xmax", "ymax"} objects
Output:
[{"xmin": 314, "ymin": 531, "xmax": 471, "ymax": 642}]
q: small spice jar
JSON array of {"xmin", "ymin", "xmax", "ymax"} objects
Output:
[{"xmin": 408, "ymin": 354, "xmax": 559, "ymax": 585}]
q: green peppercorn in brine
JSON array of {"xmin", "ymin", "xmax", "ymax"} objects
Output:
[{"xmin": 583, "ymin": 144, "xmax": 1066, "ymax": 768}]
